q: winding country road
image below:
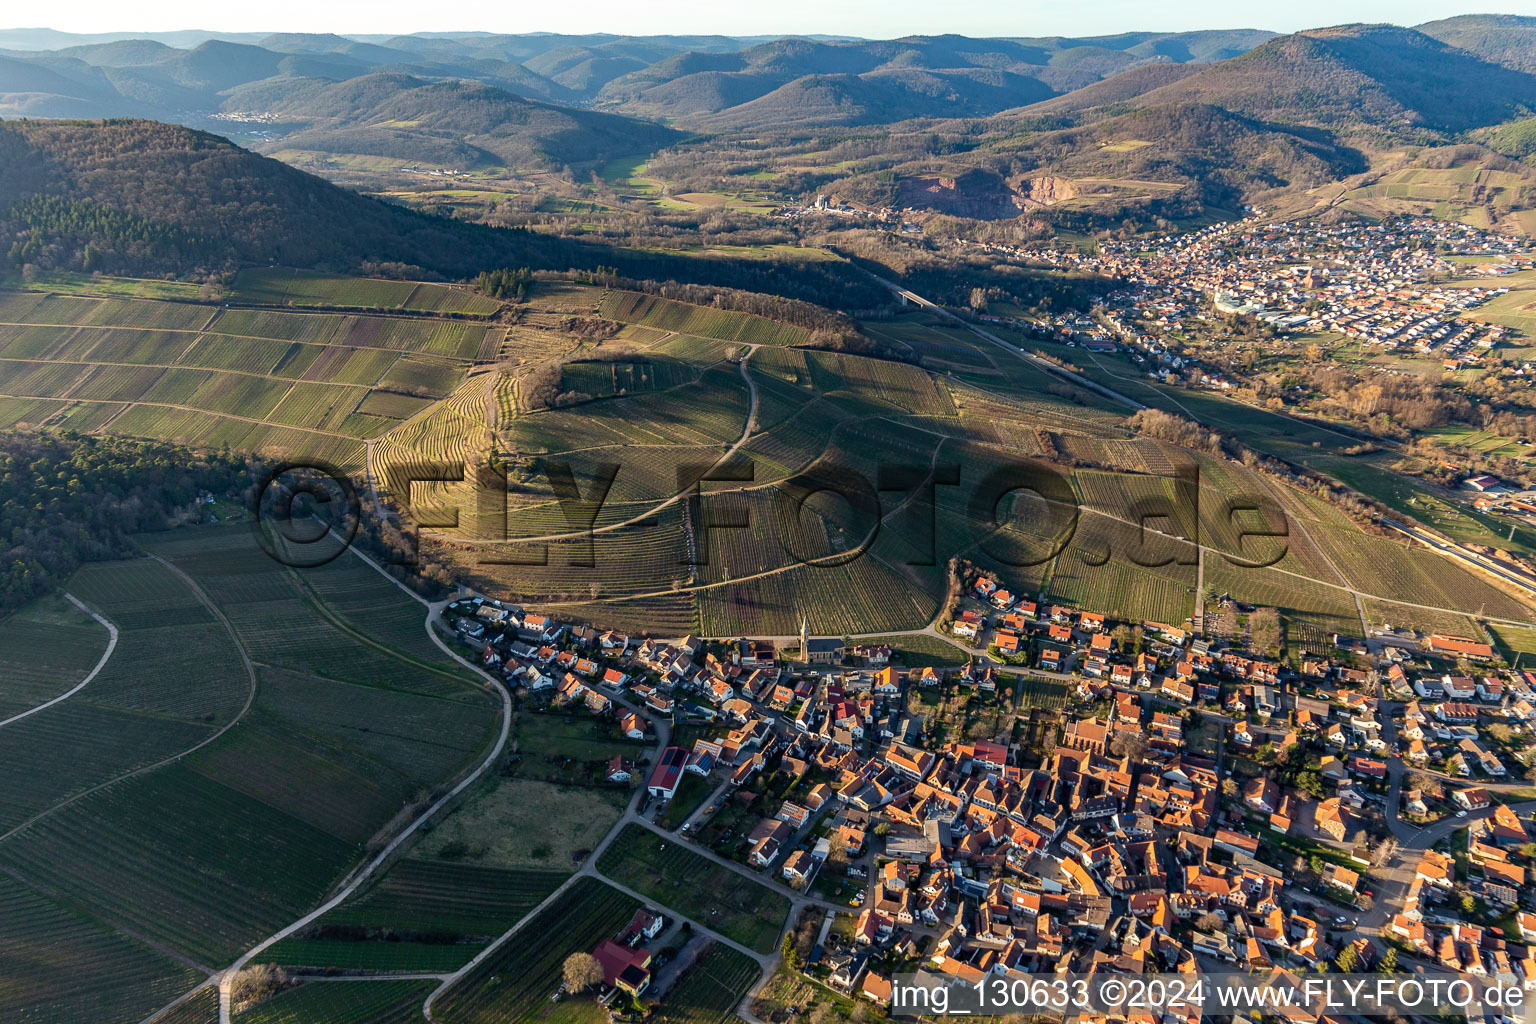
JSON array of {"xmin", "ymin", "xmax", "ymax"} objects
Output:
[
  {"xmin": 0, "ymin": 594, "xmax": 117, "ymax": 729},
  {"xmin": 134, "ymin": 555, "xmax": 812, "ymax": 1024},
  {"xmin": 209, "ymin": 554, "xmax": 514, "ymax": 1024},
  {"xmin": 130, "ymin": 544, "xmax": 513, "ymax": 1024},
  {"xmin": 5, "ymin": 556, "xmax": 260, "ymax": 856}
]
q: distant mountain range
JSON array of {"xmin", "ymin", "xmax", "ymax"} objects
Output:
[
  {"xmin": 223, "ymin": 73, "xmax": 678, "ymax": 170},
  {"xmin": 1082, "ymin": 23, "xmax": 1536, "ymax": 133},
  {"xmin": 590, "ymin": 32, "xmax": 1278, "ymax": 126},
  {"xmin": 1, "ymin": 18, "xmax": 1535, "ymax": 232},
  {"xmin": 0, "ymin": 27, "xmax": 1280, "ymax": 156},
  {"xmin": 813, "ymin": 19, "xmax": 1536, "ymax": 227}
]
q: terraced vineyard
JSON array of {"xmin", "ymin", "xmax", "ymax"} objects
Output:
[
  {"xmin": 0, "ymin": 279, "xmax": 492, "ymax": 462},
  {"xmin": 560, "ymin": 357, "xmax": 695, "ymax": 398},
  {"xmin": 231, "ymin": 269, "xmax": 501, "ymax": 316},
  {"xmin": 597, "ymin": 289, "xmax": 813, "ymax": 347}
]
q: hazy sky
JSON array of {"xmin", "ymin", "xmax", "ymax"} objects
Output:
[{"xmin": 17, "ymin": 0, "xmax": 1536, "ymax": 39}]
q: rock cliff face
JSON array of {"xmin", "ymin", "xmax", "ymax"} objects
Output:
[
  {"xmin": 894, "ymin": 169, "xmax": 1080, "ymax": 218},
  {"xmin": 1011, "ymin": 175, "xmax": 1079, "ymax": 209}
]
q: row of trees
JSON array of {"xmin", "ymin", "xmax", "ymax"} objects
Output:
[{"xmin": 1127, "ymin": 408, "xmax": 1227, "ymax": 456}]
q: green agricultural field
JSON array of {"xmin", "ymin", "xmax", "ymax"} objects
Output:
[
  {"xmin": 850, "ymin": 634, "xmax": 969, "ymax": 666},
  {"xmin": 231, "ymin": 269, "xmax": 500, "ymax": 316},
  {"xmin": 1315, "ymin": 456, "xmax": 1536, "ymax": 559},
  {"xmin": 596, "ymin": 824, "xmax": 790, "ymax": 953},
  {"xmin": 233, "ymin": 979, "xmax": 436, "ymax": 1024},
  {"xmin": 659, "ymin": 772, "xmax": 715, "ymax": 829},
  {"xmin": 1488, "ymin": 624, "xmax": 1536, "ymax": 668},
  {"xmin": 656, "ymin": 944, "xmax": 760, "ymax": 1024},
  {"xmin": 431, "ymin": 876, "xmax": 639, "ymax": 1024},
  {"xmin": 0, "ymin": 875, "xmax": 203, "ymax": 1024},
  {"xmin": 0, "ymin": 527, "xmax": 502, "ymax": 969},
  {"xmin": 1, "ymin": 270, "xmax": 213, "ymax": 301},
  {"xmin": 511, "ymin": 710, "xmax": 650, "ymax": 784},
  {"xmin": 1363, "ymin": 599, "xmax": 1480, "ymax": 639},
  {"xmin": 415, "ymin": 775, "xmax": 629, "ymax": 871}
]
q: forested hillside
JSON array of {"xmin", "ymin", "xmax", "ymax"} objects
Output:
[
  {"xmin": 0, "ymin": 119, "xmax": 890, "ymax": 308},
  {"xmin": 1417, "ymin": 13, "xmax": 1536, "ymax": 73},
  {"xmin": 0, "ymin": 432, "xmax": 250, "ymax": 613},
  {"xmin": 1121, "ymin": 24, "xmax": 1536, "ymax": 133}
]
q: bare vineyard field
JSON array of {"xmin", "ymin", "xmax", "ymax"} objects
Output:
[
  {"xmin": 431, "ymin": 876, "xmax": 639, "ymax": 1024},
  {"xmin": 147, "ymin": 988, "xmax": 218, "ymax": 1024},
  {"xmin": 696, "ymin": 555, "xmax": 939, "ymax": 637},
  {"xmin": 0, "ymin": 875, "xmax": 203, "ymax": 1024},
  {"xmin": 0, "ymin": 594, "xmax": 110, "ymax": 719}
]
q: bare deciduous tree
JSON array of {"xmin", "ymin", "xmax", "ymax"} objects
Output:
[
  {"xmin": 230, "ymin": 964, "xmax": 289, "ymax": 1014},
  {"xmin": 1370, "ymin": 837, "xmax": 1399, "ymax": 868},
  {"xmin": 562, "ymin": 952, "xmax": 603, "ymax": 993}
]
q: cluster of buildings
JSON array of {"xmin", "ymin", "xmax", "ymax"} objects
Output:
[
  {"xmin": 972, "ymin": 216, "xmax": 1529, "ymax": 372},
  {"xmin": 447, "ymin": 579, "xmax": 1536, "ymax": 1010},
  {"xmin": 589, "ymin": 907, "xmax": 666, "ymax": 997},
  {"xmin": 966, "ymin": 574, "xmax": 1273, "ymax": 706}
]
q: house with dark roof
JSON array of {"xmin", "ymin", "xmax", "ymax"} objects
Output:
[
  {"xmin": 748, "ymin": 817, "xmax": 794, "ymax": 867},
  {"xmin": 807, "ymin": 637, "xmax": 846, "ymax": 665},
  {"xmin": 646, "ymin": 746, "xmax": 689, "ymax": 799}
]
